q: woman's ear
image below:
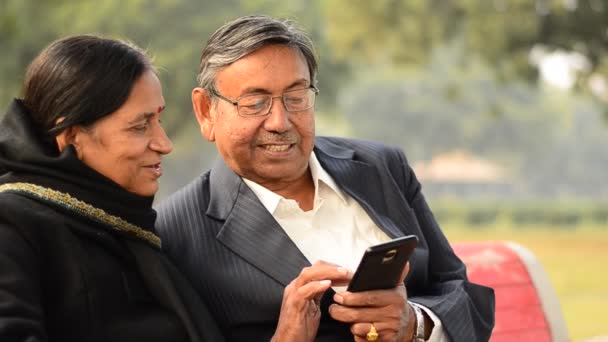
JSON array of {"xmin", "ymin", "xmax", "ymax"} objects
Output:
[
  {"xmin": 54, "ymin": 117, "xmax": 71, "ymax": 152},
  {"xmin": 192, "ymin": 87, "xmax": 216, "ymax": 142},
  {"xmin": 54, "ymin": 117, "xmax": 85, "ymax": 158},
  {"xmin": 55, "ymin": 126, "xmax": 80, "ymax": 153}
]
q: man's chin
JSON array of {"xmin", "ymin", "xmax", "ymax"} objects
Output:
[{"xmin": 248, "ymin": 166, "xmax": 309, "ymax": 183}]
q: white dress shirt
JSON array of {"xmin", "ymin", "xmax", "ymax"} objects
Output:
[{"xmin": 243, "ymin": 152, "xmax": 449, "ymax": 341}]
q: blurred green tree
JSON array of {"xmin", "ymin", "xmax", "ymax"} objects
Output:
[
  {"xmin": 1, "ymin": 0, "xmax": 607, "ymax": 198},
  {"xmin": 320, "ymin": 0, "xmax": 608, "ymax": 99}
]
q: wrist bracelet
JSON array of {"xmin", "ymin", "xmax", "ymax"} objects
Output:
[{"xmin": 409, "ymin": 302, "xmax": 426, "ymax": 342}]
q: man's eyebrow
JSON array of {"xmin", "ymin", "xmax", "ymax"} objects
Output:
[
  {"xmin": 240, "ymin": 79, "xmax": 310, "ymax": 96},
  {"xmin": 285, "ymin": 79, "xmax": 310, "ymax": 89}
]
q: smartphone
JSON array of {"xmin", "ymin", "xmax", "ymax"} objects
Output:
[{"xmin": 347, "ymin": 235, "xmax": 418, "ymax": 292}]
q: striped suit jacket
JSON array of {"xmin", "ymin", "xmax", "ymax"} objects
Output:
[{"xmin": 155, "ymin": 136, "xmax": 495, "ymax": 341}]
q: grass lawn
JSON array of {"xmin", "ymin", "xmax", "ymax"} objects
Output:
[{"xmin": 442, "ymin": 224, "xmax": 608, "ymax": 341}]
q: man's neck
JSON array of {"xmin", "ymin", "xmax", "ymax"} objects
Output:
[{"xmin": 259, "ymin": 169, "xmax": 315, "ymax": 211}]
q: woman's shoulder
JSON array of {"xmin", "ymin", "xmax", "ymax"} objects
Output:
[
  {"xmin": 0, "ymin": 190, "xmax": 59, "ymax": 223},
  {"xmin": 0, "ymin": 190, "xmax": 69, "ymax": 246}
]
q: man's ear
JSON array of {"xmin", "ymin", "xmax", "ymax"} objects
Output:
[{"xmin": 192, "ymin": 87, "xmax": 216, "ymax": 142}]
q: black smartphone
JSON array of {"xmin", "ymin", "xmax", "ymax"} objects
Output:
[{"xmin": 347, "ymin": 235, "xmax": 418, "ymax": 292}]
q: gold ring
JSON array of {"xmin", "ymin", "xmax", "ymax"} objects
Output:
[{"xmin": 366, "ymin": 323, "xmax": 378, "ymax": 341}]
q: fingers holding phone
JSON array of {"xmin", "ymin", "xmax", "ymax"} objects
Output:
[
  {"xmin": 329, "ymin": 283, "xmax": 413, "ymax": 342},
  {"xmin": 399, "ymin": 261, "xmax": 410, "ymax": 285},
  {"xmin": 347, "ymin": 235, "xmax": 417, "ymax": 292},
  {"xmin": 272, "ymin": 260, "xmax": 352, "ymax": 342},
  {"xmin": 328, "ymin": 235, "xmax": 419, "ymax": 341},
  {"xmin": 292, "ymin": 260, "xmax": 352, "ymax": 290}
]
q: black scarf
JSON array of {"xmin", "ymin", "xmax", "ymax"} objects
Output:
[
  {"xmin": 0, "ymin": 99, "xmax": 226, "ymax": 342},
  {"xmin": 0, "ymin": 99, "xmax": 157, "ymax": 232}
]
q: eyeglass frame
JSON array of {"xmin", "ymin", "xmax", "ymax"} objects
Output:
[{"xmin": 209, "ymin": 86, "xmax": 319, "ymax": 117}]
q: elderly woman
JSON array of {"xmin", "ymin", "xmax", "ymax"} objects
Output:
[{"xmin": 0, "ymin": 35, "xmax": 223, "ymax": 341}]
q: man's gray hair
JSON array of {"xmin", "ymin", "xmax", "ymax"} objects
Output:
[{"xmin": 196, "ymin": 15, "xmax": 318, "ymax": 95}]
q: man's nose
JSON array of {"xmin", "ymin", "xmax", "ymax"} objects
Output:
[{"xmin": 263, "ymin": 96, "xmax": 291, "ymax": 133}]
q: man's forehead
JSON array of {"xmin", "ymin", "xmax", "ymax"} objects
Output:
[{"xmin": 215, "ymin": 45, "xmax": 310, "ymax": 92}]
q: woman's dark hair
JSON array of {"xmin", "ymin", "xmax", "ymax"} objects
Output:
[{"xmin": 21, "ymin": 34, "xmax": 155, "ymax": 136}]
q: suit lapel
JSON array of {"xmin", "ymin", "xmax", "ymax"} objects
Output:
[
  {"xmin": 207, "ymin": 158, "xmax": 310, "ymax": 287},
  {"xmin": 314, "ymin": 139, "xmax": 415, "ymax": 238},
  {"xmin": 205, "ymin": 138, "xmax": 420, "ymax": 287}
]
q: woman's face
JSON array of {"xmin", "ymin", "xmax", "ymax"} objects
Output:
[{"xmin": 73, "ymin": 70, "xmax": 173, "ymax": 196}]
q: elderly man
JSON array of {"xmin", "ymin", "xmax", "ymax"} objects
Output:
[{"xmin": 156, "ymin": 15, "xmax": 494, "ymax": 342}]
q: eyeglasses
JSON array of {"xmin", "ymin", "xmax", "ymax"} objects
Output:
[{"xmin": 210, "ymin": 86, "xmax": 319, "ymax": 117}]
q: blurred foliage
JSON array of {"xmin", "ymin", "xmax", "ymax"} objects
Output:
[
  {"xmin": 1, "ymin": 0, "xmax": 607, "ymax": 198},
  {"xmin": 0, "ymin": 0, "xmax": 350, "ymax": 135},
  {"xmin": 1, "ymin": 0, "xmax": 243, "ymax": 138},
  {"xmin": 3, "ymin": 0, "xmax": 607, "ymax": 128},
  {"xmin": 432, "ymin": 198, "xmax": 608, "ymax": 228},
  {"xmin": 339, "ymin": 38, "xmax": 608, "ymax": 198},
  {"xmin": 321, "ymin": 0, "xmax": 608, "ymax": 82}
]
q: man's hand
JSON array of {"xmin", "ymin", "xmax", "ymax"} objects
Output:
[
  {"xmin": 272, "ymin": 261, "xmax": 352, "ymax": 342},
  {"xmin": 328, "ymin": 263, "xmax": 417, "ymax": 342}
]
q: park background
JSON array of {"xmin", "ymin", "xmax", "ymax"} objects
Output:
[{"xmin": 1, "ymin": 0, "xmax": 607, "ymax": 340}]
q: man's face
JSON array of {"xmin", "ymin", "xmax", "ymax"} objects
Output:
[{"xmin": 206, "ymin": 44, "xmax": 315, "ymax": 188}]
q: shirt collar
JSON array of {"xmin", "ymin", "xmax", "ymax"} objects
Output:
[
  {"xmin": 242, "ymin": 152, "xmax": 347, "ymax": 214},
  {"xmin": 309, "ymin": 151, "xmax": 347, "ymax": 204}
]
